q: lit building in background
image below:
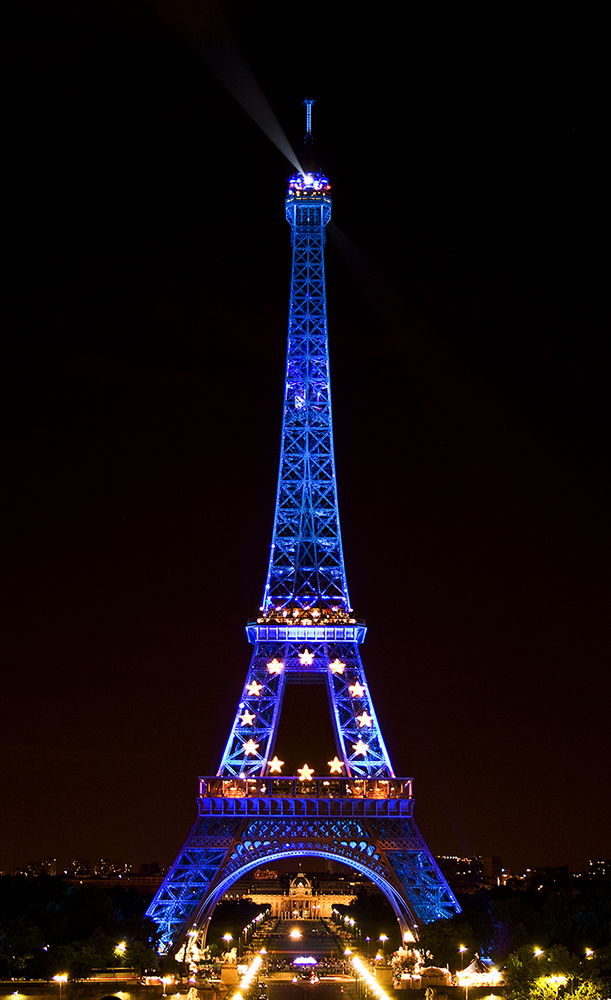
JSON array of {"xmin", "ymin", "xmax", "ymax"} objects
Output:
[
  {"xmin": 239, "ymin": 873, "xmax": 356, "ymax": 918},
  {"xmin": 66, "ymin": 858, "xmax": 90, "ymax": 877}
]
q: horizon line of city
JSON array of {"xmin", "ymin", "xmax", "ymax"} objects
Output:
[{"xmin": 3, "ymin": 855, "xmax": 610, "ymax": 886}]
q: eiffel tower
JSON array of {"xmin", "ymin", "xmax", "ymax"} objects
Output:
[{"xmin": 146, "ymin": 101, "xmax": 460, "ymax": 955}]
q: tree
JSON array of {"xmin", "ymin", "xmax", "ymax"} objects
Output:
[
  {"xmin": 0, "ymin": 918, "xmax": 47, "ymax": 976},
  {"xmin": 506, "ymin": 944, "xmax": 600, "ymax": 1000},
  {"xmin": 51, "ymin": 931, "xmax": 111, "ymax": 981},
  {"xmin": 128, "ymin": 939, "xmax": 159, "ymax": 975},
  {"xmin": 417, "ymin": 915, "xmax": 478, "ymax": 969}
]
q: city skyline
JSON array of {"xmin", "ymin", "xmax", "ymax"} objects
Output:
[
  {"xmin": 2, "ymin": 3, "xmax": 609, "ymax": 879},
  {"xmin": 4, "ymin": 854, "xmax": 610, "ymax": 881}
]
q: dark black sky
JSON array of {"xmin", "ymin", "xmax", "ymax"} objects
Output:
[{"xmin": 2, "ymin": 1, "xmax": 609, "ymax": 877}]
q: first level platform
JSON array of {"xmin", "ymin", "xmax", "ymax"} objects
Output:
[{"xmin": 198, "ymin": 776, "xmax": 414, "ymax": 817}]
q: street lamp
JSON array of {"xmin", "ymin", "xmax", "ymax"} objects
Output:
[
  {"xmin": 53, "ymin": 974, "xmax": 67, "ymax": 1000},
  {"xmin": 459, "ymin": 945, "xmax": 467, "ymax": 971},
  {"xmin": 365, "ymin": 937, "xmax": 371, "ymax": 959},
  {"xmin": 345, "ymin": 951, "xmax": 358, "ymax": 999},
  {"xmin": 379, "ymin": 935, "xmax": 388, "ymax": 963},
  {"xmin": 550, "ymin": 975, "xmax": 567, "ymax": 1000},
  {"xmin": 161, "ymin": 977, "xmax": 172, "ymax": 997},
  {"xmin": 534, "ymin": 949, "xmax": 544, "ymax": 977}
]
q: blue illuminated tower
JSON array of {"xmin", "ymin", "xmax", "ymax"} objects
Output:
[{"xmin": 146, "ymin": 101, "xmax": 459, "ymax": 955}]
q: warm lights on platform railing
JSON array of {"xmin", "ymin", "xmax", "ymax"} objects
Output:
[
  {"xmin": 203, "ymin": 775, "xmax": 413, "ymax": 800},
  {"xmin": 254, "ymin": 606, "xmax": 361, "ymax": 626}
]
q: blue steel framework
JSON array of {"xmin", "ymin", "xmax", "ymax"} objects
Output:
[{"xmin": 146, "ymin": 104, "xmax": 459, "ymax": 955}]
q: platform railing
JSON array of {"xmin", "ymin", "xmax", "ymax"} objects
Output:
[{"xmin": 198, "ymin": 776, "xmax": 413, "ymax": 800}]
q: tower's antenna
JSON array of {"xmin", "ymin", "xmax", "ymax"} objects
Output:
[
  {"xmin": 303, "ymin": 97, "xmax": 315, "ymax": 137},
  {"xmin": 302, "ymin": 98, "xmax": 316, "ymax": 172}
]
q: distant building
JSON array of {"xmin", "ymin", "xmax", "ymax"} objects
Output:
[
  {"xmin": 66, "ymin": 858, "xmax": 90, "ymax": 877},
  {"xmin": 137, "ymin": 862, "xmax": 166, "ymax": 877},
  {"xmin": 482, "ymin": 856, "xmax": 502, "ymax": 882},
  {"xmin": 524, "ymin": 866, "xmax": 570, "ymax": 889},
  {"xmin": 245, "ymin": 873, "xmax": 356, "ymax": 918},
  {"xmin": 93, "ymin": 859, "xmax": 132, "ymax": 876},
  {"xmin": 222, "ymin": 879, "xmax": 255, "ymax": 899},
  {"xmin": 589, "ymin": 859, "xmax": 611, "ymax": 879},
  {"xmin": 436, "ymin": 856, "xmax": 485, "ymax": 892},
  {"xmin": 435, "ymin": 855, "xmax": 504, "ymax": 892},
  {"xmin": 12, "ymin": 858, "xmax": 57, "ymax": 877}
]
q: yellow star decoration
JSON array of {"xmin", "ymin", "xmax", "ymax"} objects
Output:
[
  {"xmin": 348, "ymin": 681, "xmax": 365, "ymax": 698},
  {"xmin": 239, "ymin": 710, "xmax": 256, "ymax": 726},
  {"xmin": 352, "ymin": 740, "xmax": 369, "ymax": 756},
  {"xmin": 328, "ymin": 756, "xmax": 344, "ymax": 774},
  {"xmin": 268, "ymin": 755, "xmax": 285, "ymax": 773},
  {"xmin": 329, "ymin": 659, "xmax": 345, "ymax": 674},
  {"xmin": 297, "ymin": 763, "xmax": 315, "ymax": 780},
  {"xmin": 299, "ymin": 649, "xmax": 315, "ymax": 666},
  {"xmin": 356, "ymin": 711, "xmax": 373, "ymax": 728},
  {"xmin": 267, "ymin": 658, "xmax": 284, "ymax": 675},
  {"xmin": 246, "ymin": 680, "xmax": 262, "ymax": 697},
  {"xmin": 242, "ymin": 738, "xmax": 260, "ymax": 756}
]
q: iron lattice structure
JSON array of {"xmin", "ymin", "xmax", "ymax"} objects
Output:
[{"xmin": 147, "ymin": 105, "xmax": 460, "ymax": 955}]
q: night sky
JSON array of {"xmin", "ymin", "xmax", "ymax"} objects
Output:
[{"xmin": 2, "ymin": 2, "xmax": 609, "ymax": 877}]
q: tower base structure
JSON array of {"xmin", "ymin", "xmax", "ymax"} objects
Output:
[{"xmin": 147, "ymin": 777, "xmax": 459, "ymax": 955}]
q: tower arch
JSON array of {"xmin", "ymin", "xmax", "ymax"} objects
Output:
[{"xmin": 179, "ymin": 847, "xmax": 416, "ymax": 954}]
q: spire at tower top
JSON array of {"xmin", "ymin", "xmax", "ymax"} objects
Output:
[
  {"xmin": 303, "ymin": 97, "xmax": 315, "ymax": 137},
  {"xmin": 302, "ymin": 98, "xmax": 316, "ymax": 172}
]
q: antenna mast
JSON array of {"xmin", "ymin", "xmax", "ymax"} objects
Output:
[{"xmin": 303, "ymin": 97, "xmax": 315, "ymax": 136}]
